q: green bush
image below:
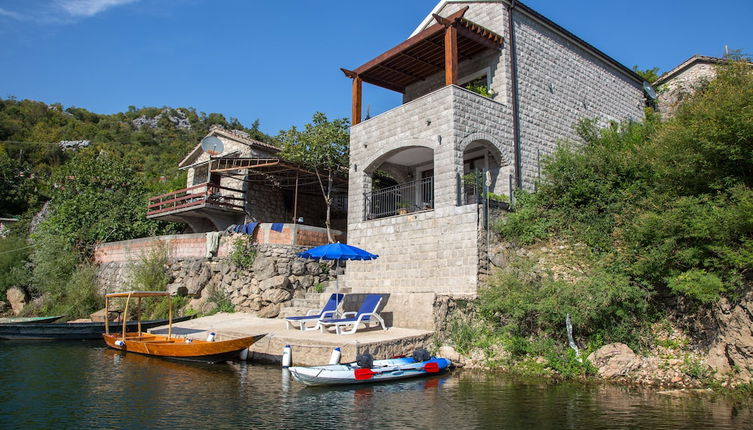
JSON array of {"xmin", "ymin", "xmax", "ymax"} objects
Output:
[
  {"xmin": 667, "ymin": 269, "xmax": 725, "ymax": 304},
  {"xmin": 208, "ymin": 288, "xmax": 234, "ymax": 314},
  {"xmin": 129, "ymin": 243, "xmax": 170, "ymax": 291},
  {"xmin": 33, "ymin": 263, "xmax": 102, "ymax": 319},
  {"xmin": 479, "ymin": 257, "xmax": 650, "ymax": 349},
  {"xmin": 0, "ymin": 236, "xmax": 31, "ymax": 296},
  {"xmin": 230, "ymin": 236, "xmax": 256, "ymax": 269}
]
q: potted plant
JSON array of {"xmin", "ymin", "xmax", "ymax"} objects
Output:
[{"xmin": 396, "ymin": 201, "xmax": 410, "ymax": 215}]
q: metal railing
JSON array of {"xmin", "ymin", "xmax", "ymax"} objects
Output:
[
  {"xmin": 364, "ymin": 177, "xmax": 434, "ymax": 220},
  {"xmin": 147, "ymin": 183, "xmax": 245, "ymax": 217}
]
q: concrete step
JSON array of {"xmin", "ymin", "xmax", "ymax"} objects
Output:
[
  {"xmin": 278, "ymin": 306, "xmax": 311, "ymax": 319},
  {"xmin": 290, "ymin": 298, "xmax": 319, "ymax": 308}
]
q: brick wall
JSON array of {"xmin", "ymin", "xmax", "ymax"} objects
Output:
[{"xmin": 93, "ymin": 224, "xmax": 343, "ymax": 265}]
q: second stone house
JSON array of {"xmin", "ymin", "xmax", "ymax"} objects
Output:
[{"xmin": 146, "ymin": 126, "xmax": 347, "ymax": 242}]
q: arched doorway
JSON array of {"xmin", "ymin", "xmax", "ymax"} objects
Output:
[{"xmin": 461, "ymin": 139, "xmax": 511, "ymax": 205}]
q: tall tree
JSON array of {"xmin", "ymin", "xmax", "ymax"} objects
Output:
[{"xmin": 278, "ymin": 112, "xmax": 349, "ymax": 242}]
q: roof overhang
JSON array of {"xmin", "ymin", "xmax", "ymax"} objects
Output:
[
  {"xmin": 210, "ymin": 158, "xmax": 347, "ymax": 194},
  {"xmin": 342, "ymin": 6, "xmax": 504, "ymax": 93}
]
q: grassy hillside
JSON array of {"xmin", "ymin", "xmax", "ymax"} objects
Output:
[{"xmin": 0, "ymin": 98, "xmax": 274, "ymax": 317}]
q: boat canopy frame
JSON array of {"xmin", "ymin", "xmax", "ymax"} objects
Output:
[{"xmin": 104, "ymin": 291, "xmax": 173, "ymax": 341}]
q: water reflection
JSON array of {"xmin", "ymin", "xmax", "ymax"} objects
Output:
[{"xmin": 0, "ymin": 342, "xmax": 751, "ymax": 429}]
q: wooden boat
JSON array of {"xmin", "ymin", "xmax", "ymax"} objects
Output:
[
  {"xmin": 0, "ymin": 316, "xmax": 193, "ymax": 340},
  {"xmin": 0, "ymin": 315, "xmax": 63, "ymax": 324},
  {"xmin": 103, "ymin": 291, "xmax": 264, "ymax": 363},
  {"xmin": 289, "ymin": 356, "xmax": 452, "ymax": 386}
]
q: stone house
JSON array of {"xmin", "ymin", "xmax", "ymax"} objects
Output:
[
  {"xmin": 146, "ymin": 126, "xmax": 347, "ymax": 236},
  {"xmin": 653, "ymin": 55, "xmax": 727, "ymax": 118},
  {"xmin": 339, "ymin": 0, "xmax": 646, "ymax": 329}
]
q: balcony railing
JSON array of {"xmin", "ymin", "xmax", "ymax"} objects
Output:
[
  {"xmin": 147, "ymin": 183, "xmax": 245, "ymax": 217},
  {"xmin": 364, "ymin": 177, "xmax": 434, "ymax": 220}
]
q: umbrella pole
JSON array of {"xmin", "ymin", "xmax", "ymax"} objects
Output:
[{"xmin": 336, "ymin": 261, "xmax": 340, "ymax": 318}]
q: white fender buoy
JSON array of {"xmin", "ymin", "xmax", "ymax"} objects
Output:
[
  {"xmin": 282, "ymin": 344, "xmax": 292, "ymax": 368},
  {"xmin": 329, "ymin": 347, "xmax": 341, "ymax": 364},
  {"xmin": 239, "ymin": 348, "xmax": 249, "ymax": 361},
  {"xmin": 114, "ymin": 340, "xmax": 125, "ymax": 347},
  {"xmin": 206, "ymin": 332, "xmax": 216, "ymax": 342}
]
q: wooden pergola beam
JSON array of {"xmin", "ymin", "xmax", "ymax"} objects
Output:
[
  {"xmin": 456, "ymin": 25, "xmax": 503, "ymax": 51},
  {"xmin": 444, "ymin": 26, "xmax": 458, "ymax": 86},
  {"xmin": 375, "ymin": 63, "xmax": 424, "ymax": 81},
  {"xmin": 342, "ymin": 68, "xmax": 363, "ymax": 125},
  {"xmin": 398, "ymin": 52, "xmax": 443, "ymax": 71}
]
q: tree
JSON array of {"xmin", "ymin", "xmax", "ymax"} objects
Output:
[
  {"xmin": 278, "ymin": 112, "xmax": 349, "ymax": 242},
  {"xmin": 632, "ymin": 65, "xmax": 661, "ymax": 83}
]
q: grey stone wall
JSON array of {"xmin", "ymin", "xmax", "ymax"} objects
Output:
[
  {"xmin": 656, "ymin": 62, "xmax": 717, "ymax": 118},
  {"xmin": 97, "ymin": 244, "xmax": 334, "ymax": 318},
  {"xmin": 403, "ymin": 1, "xmax": 644, "ymax": 190},
  {"xmin": 512, "ymin": 11, "xmax": 644, "ymax": 188}
]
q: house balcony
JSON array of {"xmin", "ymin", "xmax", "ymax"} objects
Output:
[
  {"xmin": 364, "ymin": 177, "xmax": 434, "ymax": 220},
  {"xmin": 146, "ymin": 183, "xmax": 245, "ymax": 231},
  {"xmin": 352, "ymin": 84, "xmax": 507, "ymax": 147}
]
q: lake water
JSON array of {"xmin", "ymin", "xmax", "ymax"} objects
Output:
[{"xmin": 0, "ymin": 341, "xmax": 751, "ymax": 429}]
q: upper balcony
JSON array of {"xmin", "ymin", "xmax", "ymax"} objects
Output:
[
  {"xmin": 147, "ymin": 183, "xmax": 244, "ymax": 222},
  {"xmin": 340, "ymin": 6, "xmax": 504, "ymax": 126}
]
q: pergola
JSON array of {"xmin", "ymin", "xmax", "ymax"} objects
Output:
[
  {"xmin": 209, "ymin": 157, "xmax": 347, "ymax": 194},
  {"xmin": 342, "ymin": 6, "xmax": 504, "ymax": 125}
]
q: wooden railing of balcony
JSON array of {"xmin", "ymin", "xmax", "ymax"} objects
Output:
[{"xmin": 146, "ymin": 183, "xmax": 245, "ymax": 217}]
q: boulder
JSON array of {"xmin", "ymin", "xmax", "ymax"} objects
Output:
[
  {"xmin": 305, "ymin": 261, "xmax": 321, "ymax": 276},
  {"xmin": 276, "ymin": 261, "xmax": 291, "ymax": 277},
  {"xmin": 6, "ymin": 286, "xmax": 28, "ymax": 315},
  {"xmin": 261, "ymin": 288, "xmax": 292, "ymax": 304},
  {"xmin": 247, "ymin": 298, "xmax": 262, "ymax": 311},
  {"xmin": 291, "ymin": 260, "xmax": 306, "ymax": 276},
  {"xmin": 259, "ymin": 275, "xmax": 290, "ymax": 291},
  {"xmin": 90, "ymin": 308, "xmax": 121, "ymax": 322},
  {"xmin": 185, "ymin": 265, "xmax": 211, "ymax": 295},
  {"xmin": 299, "ymin": 275, "xmax": 314, "ymax": 289},
  {"xmin": 703, "ymin": 291, "xmax": 753, "ymax": 383},
  {"xmin": 167, "ymin": 283, "xmax": 189, "ymax": 297},
  {"xmin": 258, "ymin": 303, "xmax": 281, "ymax": 318},
  {"xmin": 252, "ymin": 255, "xmax": 276, "ymax": 279},
  {"xmin": 587, "ymin": 343, "xmax": 643, "ymax": 379},
  {"xmin": 202, "ymin": 301, "xmax": 218, "ymax": 315},
  {"xmin": 438, "ymin": 345, "xmax": 462, "ymax": 363}
]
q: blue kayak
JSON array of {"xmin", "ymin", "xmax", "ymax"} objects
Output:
[{"xmin": 289, "ymin": 357, "xmax": 452, "ymax": 386}]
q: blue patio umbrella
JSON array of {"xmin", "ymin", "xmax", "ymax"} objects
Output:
[{"xmin": 297, "ymin": 242, "xmax": 378, "ymax": 316}]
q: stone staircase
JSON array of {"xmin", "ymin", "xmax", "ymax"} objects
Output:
[{"xmin": 278, "ymin": 282, "xmax": 351, "ymax": 319}]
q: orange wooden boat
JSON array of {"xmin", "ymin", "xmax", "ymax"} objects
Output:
[{"xmin": 103, "ymin": 291, "xmax": 264, "ymax": 363}]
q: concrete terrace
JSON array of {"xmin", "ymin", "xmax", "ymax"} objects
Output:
[{"xmin": 149, "ymin": 312, "xmax": 433, "ymax": 366}]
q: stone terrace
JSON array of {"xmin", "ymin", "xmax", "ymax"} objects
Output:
[{"xmin": 149, "ymin": 312, "xmax": 433, "ymax": 366}]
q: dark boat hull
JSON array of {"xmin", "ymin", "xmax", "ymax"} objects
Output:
[
  {"xmin": 0, "ymin": 315, "xmax": 194, "ymax": 340},
  {"xmin": 0, "ymin": 315, "xmax": 64, "ymax": 324}
]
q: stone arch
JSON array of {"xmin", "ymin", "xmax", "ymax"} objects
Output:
[
  {"xmin": 457, "ymin": 131, "xmax": 511, "ymax": 167},
  {"xmin": 362, "ymin": 138, "xmax": 437, "ymax": 174},
  {"xmin": 360, "ymin": 138, "xmax": 438, "ymax": 219},
  {"xmin": 457, "ymin": 132, "xmax": 513, "ymax": 204}
]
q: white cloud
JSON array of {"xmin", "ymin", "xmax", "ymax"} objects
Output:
[
  {"xmin": 0, "ymin": 7, "xmax": 23, "ymax": 20},
  {"xmin": 56, "ymin": 0, "xmax": 141, "ymax": 18}
]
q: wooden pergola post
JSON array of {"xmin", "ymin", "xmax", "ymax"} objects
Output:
[
  {"xmin": 444, "ymin": 25, "xmax": 458, "ymax": 86},
  {"xmin": 352, "ymin": 76, "xmax": 362, "ymax": 125}
]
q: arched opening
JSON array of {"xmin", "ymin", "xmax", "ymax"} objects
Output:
[
  {"xmin": 364, "ymin": 146, "xmax": 434, "ymax": 219},
  {"xmin": 461, "ymin": 140, "xmax": 511, "ymax": 205}
]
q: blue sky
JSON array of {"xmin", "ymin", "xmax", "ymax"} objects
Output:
[{"xmin": 0, "ymin": 0, "xmax": 751, "ymax": 136}]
